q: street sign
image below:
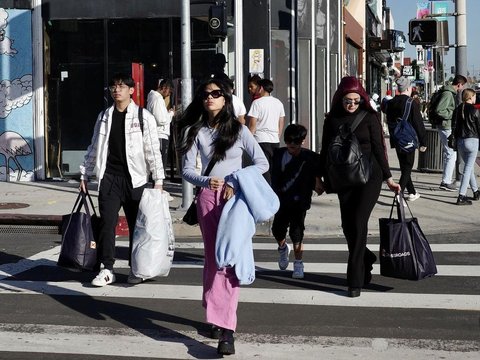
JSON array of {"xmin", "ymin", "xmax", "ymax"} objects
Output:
[
  {"xmin": 409, "ymin": 19, "xmax": 437, "ymax": 45},
  {"xmin": 402, "ymin": 65, "xmax": 413, "ymax": 77}
]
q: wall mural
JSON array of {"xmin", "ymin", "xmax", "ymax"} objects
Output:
[{"xmin": 0, "ymin": 8, "xmax": 34, "ymax": 181}]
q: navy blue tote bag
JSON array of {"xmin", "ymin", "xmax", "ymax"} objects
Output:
[
  {"xmin": 379, "ymin": 195, "xmax": 437, "ymax": 280},
  {"xmin": 58, "ymin": 192, "xmax": 99, "ymax": 271}
]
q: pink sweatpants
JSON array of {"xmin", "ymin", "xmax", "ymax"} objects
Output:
[{"xmin": 197, "ymin": 188, "xmax": 240, "ymax": 331}]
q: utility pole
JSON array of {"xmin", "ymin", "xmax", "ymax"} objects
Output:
[
  {"xmin": 455, "ymin": 0, "xmax": 467, "ymax": 77},
  {"xmin": 180, "ymin": 0, "xmax": 193, "ymax": 209}
]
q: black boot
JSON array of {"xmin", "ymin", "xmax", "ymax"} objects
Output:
[
  {"xmin": 210, "ymin": 325, "xmax": 222, "ymax": 339},
  {"xmin": 217, "ymin": 329, "xmax": 235, "ymax": 355},
  {"xmin": 456, "ymin": 195, "xmax": 472, "ymax": 205},
  {"xmin": 472, "ymin": 190, "xmax": 480, "ymax": 201},
  {"xmin": 348, "ymin": 287, "xmax": 361, "ymax": 298}
]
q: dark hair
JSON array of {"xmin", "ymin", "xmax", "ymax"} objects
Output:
[
  {"xmin": 248, "ymin": 74, "xmax": 261, "ymax": 85},
  {"xmin": 258, "ymin": 79, "xmax": 274, "ymax": 93},
  {"xmin": 452, "ymin": 74, "xmax": 467, "ymax": 86},
  {"xmin": 109, "ymin": 73, "xmax": 135, "ymax": 88},
  {"xmin": 284, "ymin": 124, "xmax": 307, "ymax": 144},
  {"xmin": 158, "ymin": 78, "xmax": 173, "ymax": 89},
  {"xmin": 177, "ymin": 78, "xmax": 241, "ymax": 162}
]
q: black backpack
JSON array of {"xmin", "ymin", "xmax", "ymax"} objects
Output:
[
  {"xmin": 427, "ymin": 89, "xmax": 446, "ymax": 127},
  {"xmin": 326, "ymin": 111, "xmax": 371, "ymax": 192},
  {"xmin": 392, "ymin": 98, "xmax": 418, "ymax": 153}
]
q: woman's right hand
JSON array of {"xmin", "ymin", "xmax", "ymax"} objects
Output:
[
  {"xmin": 209, "ymin": 176, "xmax": 225, "ymax": 191},
  {"xmin": 79, "ymin": 179, "xmax": 88, "ymax": 193},
  {"xmin": 386, "ymin": 177, "xmax": 401, "ymax": 194}
]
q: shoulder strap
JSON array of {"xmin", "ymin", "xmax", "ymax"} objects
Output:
[
  {"xmin": 203, "ymin": 157, "xmax": 217, "ymax": 176},
  {"xmin": 138, "ymin": 107, "xmax": 144, "ymax": 133},
  {"xmin": 350, "ymin": 111, "xmax": 368, "ymax": 133},
  {"xmin": 194, "ymin": 157, "xmax": 217, "ymax": 196},
  {"xmin": 400, "ymin": 98, "xmax": 413, "ymax": 122}
]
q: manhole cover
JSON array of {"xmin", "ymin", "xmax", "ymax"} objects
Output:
[{"xmin": 0, "ymin": 203, "xmax": 30, "ymax": 210}]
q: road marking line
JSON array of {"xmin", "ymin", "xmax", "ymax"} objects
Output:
[
  {"xmin": 0, "ymin": 282, "xmax": 478, "ymax": 311},
  {"xmin": 0, "ymin": 323, "xmax": 477, "ymax": 359}
]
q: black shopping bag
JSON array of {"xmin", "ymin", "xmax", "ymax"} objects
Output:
[
  {"xmin": 57, "ymin": 192, "xmax": 99, "ymax": 271},
  {"xmin": 378, "ymin": 195, "xmax": 437, "ymax": 280}
]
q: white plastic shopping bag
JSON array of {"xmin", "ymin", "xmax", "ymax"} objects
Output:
[{"xmin": 131, "ymin": 189, "xmax": 175, "ymax": 278}]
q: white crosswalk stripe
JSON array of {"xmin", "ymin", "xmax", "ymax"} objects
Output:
[{"xmin": 0, "ymin": 238, "xmax": 478, "ymax": 358}]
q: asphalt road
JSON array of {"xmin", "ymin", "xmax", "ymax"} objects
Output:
[{"xmin": 0, "ymin": 231, "xmax": 478, "ymax": 359}]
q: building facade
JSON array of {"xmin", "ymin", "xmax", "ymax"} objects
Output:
[{"xmin": 1, "ymin": 1, "xmax": 363, "ymax": 182}]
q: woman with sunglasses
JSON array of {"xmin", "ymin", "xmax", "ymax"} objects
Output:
[
  {"xmin": 317, "ymin": 76, "xmax": 401, "ymax": 298},
  {"xmin": 178, "ymin": 78, "xmax": 268, "ymax": 355}
]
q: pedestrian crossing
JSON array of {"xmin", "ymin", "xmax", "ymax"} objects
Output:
[{"xmin": 0, "ymin": 237, "xmax": 478, "ymax": 359}]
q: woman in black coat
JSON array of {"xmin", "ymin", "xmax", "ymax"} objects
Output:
[{"xmin": 317, "ymin": 76, "xmax": 401, "ymax": 297}]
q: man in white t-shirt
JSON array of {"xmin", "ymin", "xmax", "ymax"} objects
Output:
[
  {"xmin": 225, "ymin": 78, "xmax": 247, "ymax": 124},
  {"xmin": 247, "ymin": 78, "xmax": 285, "ymax": 184}
]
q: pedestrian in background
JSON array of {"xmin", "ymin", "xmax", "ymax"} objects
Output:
[
  {"xmin": 146, "ymin": 78, "xmax": 175, "ymax": 201},
  {"xmin": 178, "ymin": 78, "xmax": 268, "ymax": 355},
  {"xmin": 386, "ymin": 76, "xmax": 427, "ymax": 202},
  {"xmin": 452, "ymin": 88, "xmax": 480, "ymax": 205},
  {"xmin": 433, "ymin": 74, "xmax": 467, "ymax": 191},
  {"xmin": 317, "ymin": 76, "xmax": 401, "ymax": 298},
  {"xmin": 80, "ymin": 73, "xmax": 164, "ymax": 287},
  {"xmin": 247, "ymin": 78, "xmax": 285, "ymax": 184},
  {"xmin": 271, "ymin": 124, "xmax": 322, "ymax": 279},
  {"xmin": 247, "ymin": 74, "xmax": 262, "ymax": 102}
]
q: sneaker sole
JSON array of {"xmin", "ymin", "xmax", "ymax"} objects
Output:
[
  {"xmin": 292, "ymin": 273, "xmax": 304, "ymax": 279},
  {"xmin": 440, "ymin": 186, "xmax": 457, "ymax": 192}
]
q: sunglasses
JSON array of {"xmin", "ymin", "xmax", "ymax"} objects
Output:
[
  {"xmin": 202, "ymin": 90, "xmax": 224, "ymax": 100},
  {"xmin": 343, "ymin": 98, "xmax": 363, "ymax": 105}
]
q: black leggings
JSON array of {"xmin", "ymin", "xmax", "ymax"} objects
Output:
[
  {"xmin": 338, "ymin": 164, "xmax": 382, "ymax": 288},
  {"xmin": 395, "ymin": 148, "xmax": 416, "ymax": 195}
]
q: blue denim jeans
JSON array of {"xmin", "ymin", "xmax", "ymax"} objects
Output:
[
  {"xmin": 457, "ymin": 137, "xmax": 479, "ymax": 196},
  {"xmin": 438, "ymin": 129, "xmax": 457, "ymax": 184}
]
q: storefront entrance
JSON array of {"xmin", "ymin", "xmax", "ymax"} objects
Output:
[{"xmin": 45, "ymin": 17, "xmax": 218, "ymax": 178}]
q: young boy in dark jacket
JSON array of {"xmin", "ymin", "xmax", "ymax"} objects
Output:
[{"xmin": 271, "ymin": 124, "xmax": 322, "ymax": 279}]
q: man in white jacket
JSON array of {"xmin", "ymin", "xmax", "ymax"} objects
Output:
[{"xmin": 80, "ymin": 73, "xmax": 164, "ymax": 287}]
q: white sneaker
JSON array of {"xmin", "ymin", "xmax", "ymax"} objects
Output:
[
  {"xmin": 278, "ymin": 243, "xmax": 291, "ymax": 270},
  {"xmin": 292, "ymin": 260, "xmax": 304, "ymax": 279},
  {"xmin": 91, "ymin": 269, "xmax": 116, "ymax": 287},
  {"xmin": 127, "ymin": 271, "xmax": 144, "ymax": 284},
  {"xmin": 407, "ymin": 192, "xmax": 420, "ymax": 201}
]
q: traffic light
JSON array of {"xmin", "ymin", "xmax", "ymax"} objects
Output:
[
  {"xmin": 208, "ymin": 4, "xmax": 227, "ymax": 40},
  {"xmin": 409, "ymin": 19, "xmax": 437, "ymax": 46}
]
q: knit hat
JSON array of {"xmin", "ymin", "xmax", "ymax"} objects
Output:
[{"xmin": 396, "ymin": 77, "xmax": 411, "ymax": 92}]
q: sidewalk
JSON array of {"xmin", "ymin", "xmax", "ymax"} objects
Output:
[{"xmin": 0, "ymin": 146, "xmax": 479, "ymax": 237}]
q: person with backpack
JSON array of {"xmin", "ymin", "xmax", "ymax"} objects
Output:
[
  {"xmin": 430, "ymin": 75, "xmax": 467, "ymax": 191},
  {"xmin": 80, "ymin": 73, "xmax": 165, "ymax": 287},
  {"xmin": 386, "ymin": 77, "xmax": 427, "ymax": 202},
  {"xmin": 317, "ymin": 76, "xmax": 401, "ymax": 298}
]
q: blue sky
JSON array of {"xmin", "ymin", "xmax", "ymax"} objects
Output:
[{"xmin": 387, "ymin": 0, "xmax": 479, "ymax": 77}]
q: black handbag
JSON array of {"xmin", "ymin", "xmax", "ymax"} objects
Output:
[
  {"xmin": 182, "ymin": 158, "xmax": 217, "ymax": 225},
  {"xmin": 378, "ymin": 194, "xmax": 437, "ymax": 280},
  {"xmin": 57, "ymin": 191, "xmax": 99, "ymax": 271}
]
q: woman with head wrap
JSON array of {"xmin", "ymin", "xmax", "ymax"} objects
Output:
[{"xmin": 317, "ymin": 76, "xmax": 401, "ymax": 298}]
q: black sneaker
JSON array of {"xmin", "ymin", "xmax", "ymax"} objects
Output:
[
  {"xmin": 440, "ymin": 182, "xmax": 457, "ymax": 191},
  {"xmin": 456, "ymin": 195, "xmax": 472, "ymax": 205},
  {"xmin": 217, "ymin": 329, "xmax": 235, "ymax": 355},
  {"xmin": 472, "ymin": 190, "xmax": 480, "ymax": 201}
]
